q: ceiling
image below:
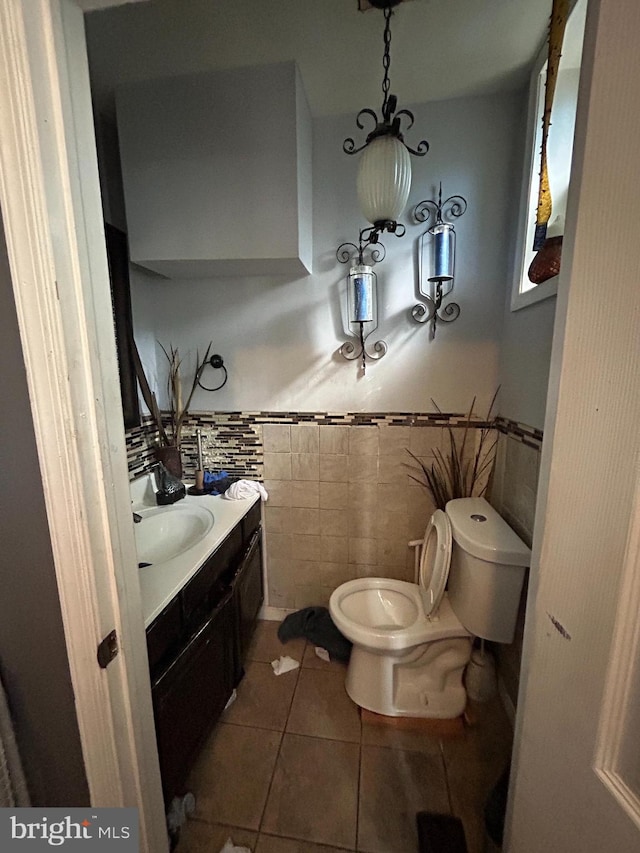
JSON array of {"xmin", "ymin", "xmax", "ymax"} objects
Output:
[{"xmin": 86, "ymin": 0, "xmax": 554, "ymax": 119}]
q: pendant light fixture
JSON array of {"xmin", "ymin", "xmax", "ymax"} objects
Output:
[{"xmin": 344, "ymin": 0, "xmax": 429, "ymax": 243}]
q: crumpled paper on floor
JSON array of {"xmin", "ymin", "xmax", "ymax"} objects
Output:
[
  {"xmin": 314, "ymin": 646, "xmax": 330, "ymax": 662},
  {"xmin": 271, "ymin": 655, "xmax": 300, "ymax": 675},
  {"xmin": 218, "ymin": 839, "xmax": 252, "ymax": 853}
]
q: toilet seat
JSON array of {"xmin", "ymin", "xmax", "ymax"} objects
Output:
[{"xmin": 419, "ymin": 509, "xmax": 452, "ymax": 616}]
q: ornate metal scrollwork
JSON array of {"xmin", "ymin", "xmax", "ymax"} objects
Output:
[
  {"xmin": 336, "ymin": 230, "xmax": 388, "ymax": 374},
  {"xmin": 343, "ymin": 5, "xmax": 429, "ymax": 160},
  {"xmin": 411, "ymin": 183, "xmax": 467, "ymax": 338}
]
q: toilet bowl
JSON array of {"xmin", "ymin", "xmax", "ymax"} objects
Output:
[{"xmin": 329, "ymin": 497, "xmax": 530, "ymax": 719}]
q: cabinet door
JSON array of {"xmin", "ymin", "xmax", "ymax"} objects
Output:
[
  {"xmin": 182, "ymin": 525, "xmax": 242, "ymax": 633},
  {"xmin": 236, "ymin": 530, "xmax": 264, "ymax": 662},
  {"xmin": 152, "ymin": 590, "xmax": 234, "ymax": 803},
  {"xmin": 146, "ymin": 596, "xmax": 182, "ymax": 679},
  {"xmin": 241, "ymin": 501, "xmax": 261, "ymax": 546}
]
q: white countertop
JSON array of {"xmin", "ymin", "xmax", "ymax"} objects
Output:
[{"xmin": 132, "ymin": 476, "xmax": 260, "ymax": 627}]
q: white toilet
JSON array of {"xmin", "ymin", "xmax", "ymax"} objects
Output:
[{"xmin": 329, "ymin": 497, "xmax": 530, "ymax": 719}]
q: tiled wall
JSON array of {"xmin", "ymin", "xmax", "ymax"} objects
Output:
[
  {"xmin": 126, "ymin": 410, "xmax": 494, "ymax": 610},
  {"xmin": 491, "ymin": 417, "xmax": 543, "ymax": 547},
  {"xmin": 489, "ymin": 417, "xmax": 544, "ymax": 713},
  {"xmin": 262, "ymin": 422, "xmax": 440, "ymax": 610},
  {"xmin": 126, "ymin": 409, "xmax": 543, "ymax": 715}
]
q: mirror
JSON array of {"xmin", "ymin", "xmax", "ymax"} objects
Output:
[{"xmin": 105, "ymin": 223, "xmax": 140, "ymax": 429}]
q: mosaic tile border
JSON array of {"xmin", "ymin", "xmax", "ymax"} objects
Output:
[
  {"xmin": 207, "ymin": 411, "xmax": 494, "ymax": 428},
  {"xmin": 495, "ymin": 416, "xmax": 544, "ymax": 451},
  {"xmin": 125, "ymin": 410, "xmax": 542, "ymax": 479}
]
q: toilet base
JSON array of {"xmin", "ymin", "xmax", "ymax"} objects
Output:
[{"xmin": 345, "ymin": 636, "xmax": 472, "ymax": 719}]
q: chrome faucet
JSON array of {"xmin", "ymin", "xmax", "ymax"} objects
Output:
[{"xmin": 133, "ymin": 512, "xmax": 143, "ymax": 524}]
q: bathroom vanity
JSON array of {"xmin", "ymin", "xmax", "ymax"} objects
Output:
[{"xmin": 134, "ymin": 483, "xmax": 263, "ymax": 804}]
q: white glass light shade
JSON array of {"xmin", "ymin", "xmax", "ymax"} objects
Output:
[{"xmin": 356, "ymin": 135, "xmax": 411, "ymax": 226}]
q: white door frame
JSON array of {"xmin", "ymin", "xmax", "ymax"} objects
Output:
[
  {"xmin": 0, "ymin": 1, "xmax": 166, "ymax": 849},
  {"xmin": 506, "ymin": 0, "xmax": 640, "ymax": 848}
]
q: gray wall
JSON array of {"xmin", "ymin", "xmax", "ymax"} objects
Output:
[
  {"xmin": 0, "ymin": 212, "xmax": 89, "ymax": 806},
  {"xmin": 498, "ymin": 296, "xmax": 556, "ymax": 430},
  {"xmin": 498, "ymin": 91, "xmax": 557, "ymax": 431}
]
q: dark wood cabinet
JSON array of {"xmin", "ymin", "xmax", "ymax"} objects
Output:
[
  {"xmin": 145, "ymin": 502, "xmax": 263, "ymax": 804},
  {"xmin": 235, "ymin": 530, "xmax": 264, "ymax": 665},
  {"xmin": 152, "ymin": 590, "xmax": 234, "ymax": 803}
]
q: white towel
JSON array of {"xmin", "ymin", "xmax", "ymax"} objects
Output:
[{"xmin": 224, "ymin": 480, "xmax": 268, "ymax": 501}]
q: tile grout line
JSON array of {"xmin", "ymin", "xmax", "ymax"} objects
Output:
[
  {"xmin": 255, "ymin": 640, "xmax": 306, "ymax": 837},
  {"xmin": 355, "ymin": 711, "xmax": 363, "ymax": 853},
  {"xmin": 439, "ymin": 737, "xmax": 456, "ymax": 816}
]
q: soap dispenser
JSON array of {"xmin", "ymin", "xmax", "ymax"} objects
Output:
[{"xmin": 155, "ymin": 462, "xmax": 186, "ymax": 506}]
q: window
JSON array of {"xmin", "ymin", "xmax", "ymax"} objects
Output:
[{"xmin": 511, "ymin": 0, "xmax": 587, "ymax": 311}]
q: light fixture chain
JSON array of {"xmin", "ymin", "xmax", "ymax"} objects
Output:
[{"xmin": 381, "ymin": 5, "xmax": 392, "ymax": 114}]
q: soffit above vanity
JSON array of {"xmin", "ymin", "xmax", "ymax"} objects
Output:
[{"xmin": 116, "ymin": 61, "xmax": 312, "ymax": 278}]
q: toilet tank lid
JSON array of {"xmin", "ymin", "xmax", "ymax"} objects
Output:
[{"xmin": 445, "ymin": 498, "xmax": 531, "ymax": 566}]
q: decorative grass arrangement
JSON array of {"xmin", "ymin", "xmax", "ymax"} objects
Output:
[
  {"xmin": 132, "ymin": 340, "xmax": 212, "ymax": 448},
  {"xmin": 407, "ymin": 389, "xmax": 500, "ymax": 510}
]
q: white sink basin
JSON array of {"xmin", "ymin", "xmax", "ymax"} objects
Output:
[{"xmin": 134, "ymin": 503, "xmax": 214, "ymax": 566}]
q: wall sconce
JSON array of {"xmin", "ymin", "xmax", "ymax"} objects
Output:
[
  {"xmin": 344, "ymin": 0, "xmax": 429, "ymax": 242},
  {"xmin": 411, "ymin": 183, "xmax": 467, "ymax": 337},
  {"xmin": 336, "ymin": 231, "xmax": 388, "ymax": 374}
]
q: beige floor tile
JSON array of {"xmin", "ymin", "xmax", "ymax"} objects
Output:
[
  {"xmin": 358, "ymin": 745, "xmax": 450, "ymax": 853},
  {"xmin": 301, "ymin": 643, "xmax": 349, "ymax": 671},
  {"xmin": 188, "ymin": 723, "xmax": 281, "ymax": 830},
  {"xmin": 261, "ymin": 733, "xmax": 359, "ymax": 849},
  {"xmin": 286, "ymin": 668, "xmax": 361, "ymax": 743},
  {"xmin": 361, "ymin": 720, "xmax": 442, "ymax": 755},
  {"xmin": 256, "ymin": 834, "xmax": 353, "ymax": 852},
  {"xmin": 245, "ymin": 619, "xmax": 306, "ymax": 664},
  {"xmin": 176, "ymin": 819, "xmax": 257, "ymax": 853},
  {"xmin": 223, "ymin": 661, "xmax": 298, "ymax": 731},
  {"xmin": 442, "ymin": 699, "xmax": 513, "ymax": 853}
]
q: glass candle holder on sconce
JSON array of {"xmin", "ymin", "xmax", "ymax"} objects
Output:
[
  {"xmin": 349, "ymin": 264, "xmax": 375, "ymax": 323},
  {"xmin": 429, "ymin": 222, "xmax": 455, "ymax": 283}
]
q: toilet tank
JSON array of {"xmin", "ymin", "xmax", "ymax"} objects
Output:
[{"xmin": 445, "ymin": 498, "xmax": 530, "ymax": 643}]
